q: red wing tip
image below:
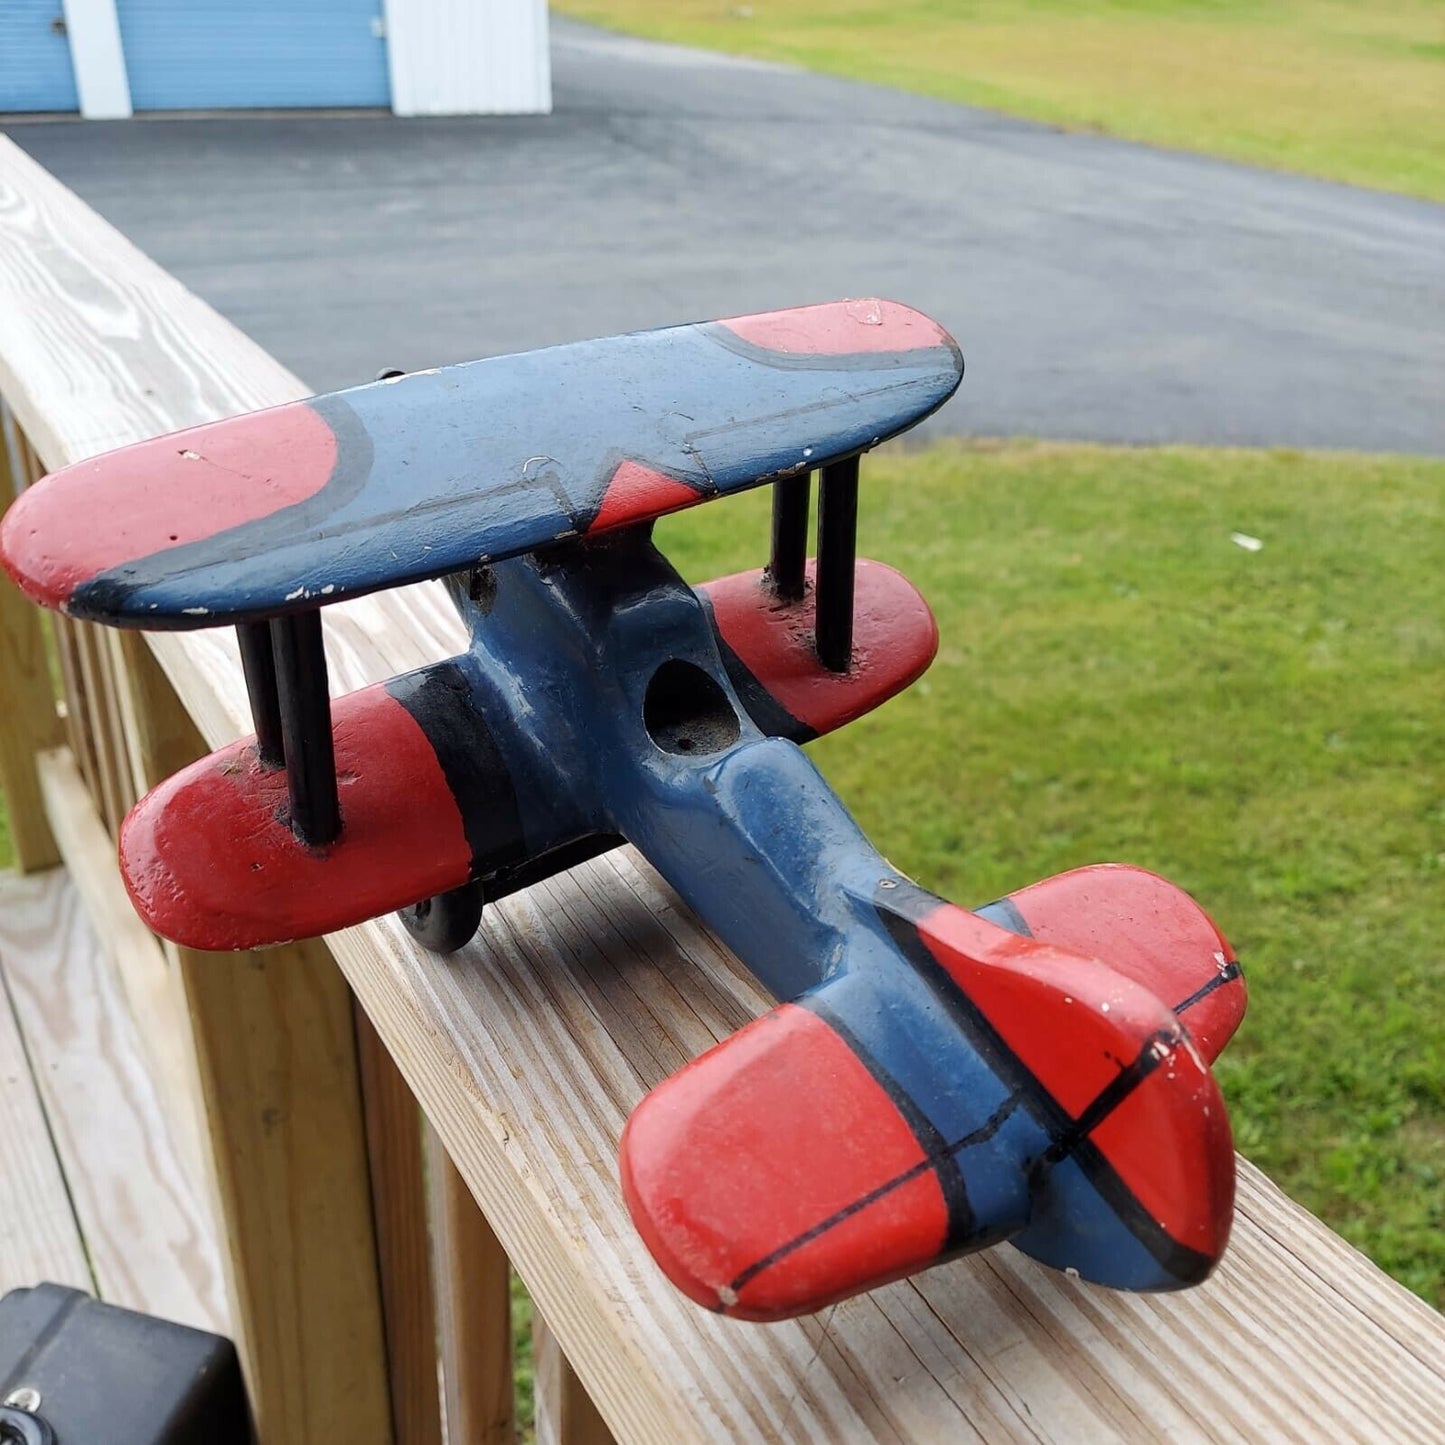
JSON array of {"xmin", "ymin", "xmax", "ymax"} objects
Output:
[
  {"xmin": 719, "ymin": 299, "xmax": 959, "ymax": 359},
  {"xmin": 700, "ymin": 557, "xmax": 938, "ymax": 735},
  {"xmin": 121, "ymin": 805, "xmax": 231, "ymax": 950},
  {"xmin": 0, "ymin": 404, "xmax": 340, "ymax": 625},
  {"xmin": 118, "ymin": 684, "xmax": 475, "ymax": 951},
  {"xmin": 118, "ymin": 766, "xmax": 293, "ymax": 951},
  {"xmin": 0, "ymin": 484, "xmax": 80, "ymax": 610}
]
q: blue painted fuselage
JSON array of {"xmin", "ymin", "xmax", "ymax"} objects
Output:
[{"xmin": 444, "ymin": 534, "xmax": 1188, "ymax": 1291}]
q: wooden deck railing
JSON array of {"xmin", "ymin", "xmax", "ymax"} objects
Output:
[{"xmin": 1, "ymin": 135, "xmax": 1443, "ymax": 1444}]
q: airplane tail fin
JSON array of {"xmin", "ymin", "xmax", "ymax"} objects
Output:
[
  {"xmin": 975, "ymin": 863, "xmax": 1246, "ymax": 1065},
  {"xmin": 620, "ymin": 865, "xmax": 1243, "ymax": 1320}
]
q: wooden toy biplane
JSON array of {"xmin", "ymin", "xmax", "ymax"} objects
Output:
[{"xmin": 1, "ymin": 300, "xmax": 1246, "ymax": 1322}]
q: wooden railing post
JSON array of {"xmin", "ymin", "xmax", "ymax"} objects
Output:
[
  {"xmin": 0, "ymin": 403, "xmax": 61, "ymax": 872},
  {"xmin": 533, "ymin": 1310, "xmax": 615, "ymax": 1445},
  {"xmin": 355, "ymin": 1006, "xmax": 444, "ymax": 1445},
  {"xmin": 117, "ymin": 635, "xmax": 393, "ymax": 1445},
  {"xmin": 426, "ymin": 1126, "xmax": 516, "ymax": 1445}
]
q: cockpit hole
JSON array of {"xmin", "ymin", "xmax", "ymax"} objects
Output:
[{"xmin": 644, "ymin": 659, "xmax": 741, "ymax": 757}]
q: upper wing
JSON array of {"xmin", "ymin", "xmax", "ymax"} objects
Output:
[{"xmin": 0, "ymin": 299, "xmax": 961, "ymax": 628}]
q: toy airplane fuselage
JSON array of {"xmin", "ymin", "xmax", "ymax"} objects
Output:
[{"xmin": 1, "ymin": 301, "xmax": 1246, "ymax": 1321}]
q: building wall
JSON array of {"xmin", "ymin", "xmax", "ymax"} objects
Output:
[
  {"xmin": 0, "ymin": 1, "xmax": 81, "ymax": 113},
  {"xmin": 384, "ymin": 0, "xmax": 551, "ymax": 117},
  {"xmin": 1, "ymin": 0, "xmax": 551, "ymax": 117},
  {"xmin": 114, "ymin": 0, "xmax": 391, "ymax": 111}
]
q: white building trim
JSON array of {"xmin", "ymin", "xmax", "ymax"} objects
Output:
[
  {"xmin": 384, "ymin": 0, "xmax": 551, "ymax": 116},
  {"xmin": 61, "ymin": 0, "xmax": 132, "ymax": 119}
]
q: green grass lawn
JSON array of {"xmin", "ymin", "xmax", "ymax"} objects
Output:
[
  {"xmin": 553, "ymin": 0, "xmax": 1445, "ymax": 201},
  {"xmin": 2, "ymin": 440, "xmax": 1439, "ymax": 1317}
]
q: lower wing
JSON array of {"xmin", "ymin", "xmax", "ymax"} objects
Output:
[{"xmin": 118, "ymin": 557, "xmax": 936, "ymax": 950}]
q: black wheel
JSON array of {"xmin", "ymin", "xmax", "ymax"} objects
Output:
[{"xmin": 398, "ymin": 880, "xmax": 484, "ymax": 954}]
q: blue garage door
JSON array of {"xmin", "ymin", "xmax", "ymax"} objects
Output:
[
  {"xmin": 116, "ymin": 0, "xmax": 390, "ymax": 110},
  {"xmin": 0, "ymin": 1, "xmax": 80, "ymax": 113}
]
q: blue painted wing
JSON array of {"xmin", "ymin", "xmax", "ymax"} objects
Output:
[{"xmin": 1, "ymin": 300, "xmax": 961, "ymax": 627}]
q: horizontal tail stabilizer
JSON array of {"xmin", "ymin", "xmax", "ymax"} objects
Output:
[
  {"xmin": 623, "ymin": 867, "xmax": 1242, "ymax": 1317},
  {"xmin": 620, "ymin": 999, "xmax": 957, "ymax": 1321}
]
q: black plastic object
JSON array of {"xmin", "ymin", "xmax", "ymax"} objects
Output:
[
  {"xmin": 815, "ymin": 456, "xmax": 859, "ymax": 672},
  {"xmin": 398, "ymin": 879, "xmax": 485, "ymax": 954},
  {"xmin": 236, "ymin": 620, "xmax": 284, "ymax": 768},
  {"xmin": 270, "ymin": 609, "xmax": 341, "ymax": 847},
  {"xmin": 0, "ymin": 1284, "xmax": 249, "ymax": 1445},
  {"xmin": 768, "ymin": 472, "xmax": 810, "ymax": 603},
  {"xmin": 0, "ymin": 1403, "xmax": 56, "ymax": 1444}
]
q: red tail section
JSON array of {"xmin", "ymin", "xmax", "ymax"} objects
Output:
[
  {"xmin": 910, "ymin": 899, "xmax": 1237, "ymax": 1276},
  {"xmin": 623, "ymin": 865, "xmax": 1245, "ymax": 1318},
  {"xmin": 996, "ymin": 864, "xmax": 1246, "ymax": 1064},
  {"xmin": 620, "ymin": 1004, "xmax": 951, "ymax": 1321}
]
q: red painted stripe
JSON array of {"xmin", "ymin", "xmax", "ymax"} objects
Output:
[
  {"xmin": 912, "ymin": 903, "xmax": 1233, "ymax": 1259},
  {"xmin": 1089, "ymin": 1045, "xmax": 1236, "ymax": 1262},
  {"xmin": 719, "ymin": 298, "xmax": 955, "ymax": 357},
  {"xmin": 119, "ymin": 684, "xmax": 472, "ymax": 950},
  {"xmin": 588, "ymin": 459, "xmax": 703, "ymax": 535},
  {"xmin": 0, "ymin": 402, "xmax": 337, "ymax": 610},
  {"xmin": 701, "ymin": 559, "xmax": 937, "ymax": 734},
  {"xmin": 1006, "ymin": 864, "xmax": 1245, "ymax": 1065},
  {"xmin": 620, "ymin": 1003, "xmax": 948, "ymax": 1321}
]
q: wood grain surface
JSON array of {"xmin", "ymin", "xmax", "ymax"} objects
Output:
[
  {"xmin": 119, "ymin": 650, "xmax": 394, "ymax": 1445},
  {"xmin": 0, "ymin": 402, "xmax": 60, "ymax": 873},
  {"xmin": 33, "ymin": 744, "xmax": 206, "ymax": 1179},
  {"xmin": 0, "ymin": 905, "xmax": 90, "ymax": 1295},
  {"xmin": 1, "ymin": 134, "xmax": 1441, "ymax": 1443},
  {"xmin": 173, "ymin": 931, "xmax": 393, "ymax": 1442},
  {"xmin": 535, "ymin": 1308, "xmax": 616, "ymax": 1445},
  {"xmin": 0, "ymin": 868, "xmax": 227, "ymax": 1331},
  {"xmin": 426, "ymin": 1126, "xmax": 517, "ymax": 1445},
  {"xmin": 356, "ymin": 1005, "xmax": 445, "ymax": 1445}
]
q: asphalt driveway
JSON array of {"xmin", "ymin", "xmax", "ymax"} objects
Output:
[{"xmin": 6, "ymin": 18, "xmax": 1442, "ymax": 453}]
